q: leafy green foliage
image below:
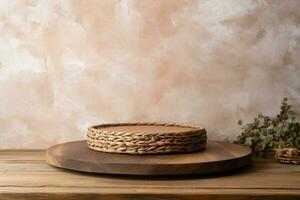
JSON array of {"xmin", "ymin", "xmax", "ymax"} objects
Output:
[{"xmin": 235, "ymin": 97, "xmax": 300, "ymax": 157}]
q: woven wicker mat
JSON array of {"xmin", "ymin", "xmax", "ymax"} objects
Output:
[{"xmin": 87, "ymin": 122, "xmax": 207, "ymax": 154}]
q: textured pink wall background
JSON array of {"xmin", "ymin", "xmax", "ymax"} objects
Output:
[{"xmin": 0, "ymin": 0, "xmax": 300, "ymax": 148}]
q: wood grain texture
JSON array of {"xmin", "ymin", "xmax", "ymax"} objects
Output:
[
  {"xmin": 46, "ymin": 140, "xmax": 251, "ymax": 175},
  {"xmin": 0, "ymin": 150, "xmax": 299, "ymax": 200}
]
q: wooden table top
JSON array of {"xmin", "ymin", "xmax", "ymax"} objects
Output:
[{"xmin": 0, "ymin": 150, "xmax": 299, "ymax": 200}]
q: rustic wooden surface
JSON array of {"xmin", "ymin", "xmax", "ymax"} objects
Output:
[
  {"xmin": 46, "ymin": 140, "xmax": 252, "ymax": 175},
  {"xmin": 0, "ymin": 150, "xmax": 299, "ymax": 200}
]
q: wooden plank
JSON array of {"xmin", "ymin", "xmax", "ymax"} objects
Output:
[
  {"xmin": 0, "ymin": 170, "xmax": 299, "ymax": 189},
  {"xmin": 0, "ymin": 150, "xmax": 44, "ymax": 163},
  {"xmin": 0, "ymin": 193, "xmax": 298, "ymax": 200},
  {"xmin": 0, "ymin": 150, "xmax": 299, "ymax": 200},
  {"xmin": 0, "ymin": 188, "xmax": 299, "ymax": 200},
  {"xmin": 1, "ymin": 187, "xmax": 300, "ymax": 195},
  {"xmin": 0, "ymin": 163, "xmax": 58, "ymax": 172}
]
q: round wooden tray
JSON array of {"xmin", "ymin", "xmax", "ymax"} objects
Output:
[{"xmin": 46, "ymin": 140, "xmax": 252, "ymax": 175}]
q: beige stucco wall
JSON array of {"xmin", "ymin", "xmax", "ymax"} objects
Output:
[{"xmin": 0, "ymin": 0, "xmax": 299, "ymax": 148}]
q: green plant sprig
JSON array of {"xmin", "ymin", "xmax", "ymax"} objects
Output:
[{"xmin": 234, "ymin": 97, "xmax": 300, "ymax": 157}]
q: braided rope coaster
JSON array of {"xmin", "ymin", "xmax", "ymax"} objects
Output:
[
  {"xmin": 274, "ymin": 148, "xmax": 300, "ymax": 165},
  {"xmin": 87, "ymin": 122, "xmax": 207, "ymax": 154}
]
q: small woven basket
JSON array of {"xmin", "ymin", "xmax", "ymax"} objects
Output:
[
  {"xmin": 274, "ymin": 148, "xmax": 300, "ymax": 165},
  {"xmin": 87, "ymin": 122, "xmax": 207, "ymax": 154}
]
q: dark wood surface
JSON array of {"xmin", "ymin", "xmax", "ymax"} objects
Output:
[
  {"xmin": 46, "ymin": 140, "xmax": 252, "ymax": 175},
  {"xmin": 0, "ymin": 150, "xmax": 299, "ymax": 199}
]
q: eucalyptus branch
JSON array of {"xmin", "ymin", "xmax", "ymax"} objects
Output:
[{"xmin": 235, "ymin": 97, "xmax": 300, "ymax": 157}]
